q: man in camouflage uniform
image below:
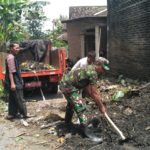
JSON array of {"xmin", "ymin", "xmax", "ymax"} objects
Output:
[{"xmin": 60, "ymin": 60, "xmax": 109, "ymax": 142}]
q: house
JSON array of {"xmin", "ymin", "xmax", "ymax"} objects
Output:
[
  {"xmin": 107, "ymin": 0, "xmax": 150, "ymax": 80},
  {"xmin": 62, "ymin": 6, "xmax": 107, "ymax": 62}
]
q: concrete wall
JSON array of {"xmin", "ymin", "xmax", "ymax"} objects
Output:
[{"xmin": 107, "ymin": 0, "xmax": 150, "ymax": 80}]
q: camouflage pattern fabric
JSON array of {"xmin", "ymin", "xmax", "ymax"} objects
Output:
[
  {"xmin": 60, "ymin": 65, "xmax": 98, "ymax": 91},
  {"xmin": 60, "ymin": 65, "xmax": 98, "ymax": 125}
]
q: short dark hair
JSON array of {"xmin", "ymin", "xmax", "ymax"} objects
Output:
[
  {"xmin": 9, "ymin": 42, "xmax": 19, "ymax": 49},
  {"xmin": 9, "ymin": 43, "xmax": 15, "ymax": 49},
  {"xmin": 94, "ymin": 60, "xmax": 102, "ymax": 66},
  {"xmin": 87, "ymin": 51, "xmax": 96, "ymax": 59}
]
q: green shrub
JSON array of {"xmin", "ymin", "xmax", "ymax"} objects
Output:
[
  {"xmin": 0, "ymin": 80, "xmax": 4, "ymax": 97},
  {"xmin": 0, "ymin": 100, "xmax": 5, "ymax": 113}
]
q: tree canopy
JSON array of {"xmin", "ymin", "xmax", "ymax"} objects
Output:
[
  {"xmin": 0, "ymin": 0, "xmax": 68, "ymax": 51},
  {"xmin": 0, "ymin": 0, "xmax": 29, "ymax": 51}
]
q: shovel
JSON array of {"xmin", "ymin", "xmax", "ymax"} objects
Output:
[{"xmin": 104, "ymin": 112, "xmax": 126, "ymax": 141}]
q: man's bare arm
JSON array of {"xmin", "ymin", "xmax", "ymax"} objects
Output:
[
  {"xmin": 84, "ymin": 84, "xmax": 105, "ymax": 113},
  {"xmin": 9, "ymin": 73, "xmax": 16, "ymax": 90}
]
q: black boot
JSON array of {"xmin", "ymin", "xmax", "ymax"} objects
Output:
[{"xmin": 65, "ymin": 104, "xmax": 74, "ymax": 125}]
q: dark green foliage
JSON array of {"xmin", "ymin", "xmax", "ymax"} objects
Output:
[{"xmin": 24, "ymin": 1, "xmax": 49, "ymax": 39}]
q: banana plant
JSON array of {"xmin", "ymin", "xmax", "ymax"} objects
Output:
[{"xmin": 0, "ymin": 0, "xmax": 29, "ymax": 51}]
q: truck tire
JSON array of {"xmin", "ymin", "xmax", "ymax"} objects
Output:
[{"xmin": 51, "ymin": 84, "xmax": 58, "ymax": 94}]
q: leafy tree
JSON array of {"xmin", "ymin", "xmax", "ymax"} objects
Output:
[
  {"xmin": 0, "ymin": 0, "xmax": 50, "ymax": 51},
  {"xmin": 24, "ymin": 1, "xmax": 50, "ymax": 39},
  {"xmin": 0, "ymin": 0, "xmax": 67, "ymax": 51},
  {"xmin": 46, "ymin": 16, "xmax": 68, "ymax": 48},
  {"xmin": 0, "ymin": 0, "xmax": 29, "ymax": 51}
]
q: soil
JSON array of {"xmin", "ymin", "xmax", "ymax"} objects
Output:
[{"xmin": 0, "ymin": 77, "xmax": 150, "ymax": 150}]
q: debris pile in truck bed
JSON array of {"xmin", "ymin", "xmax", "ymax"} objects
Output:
[{"xmin": 20, "ymin": 61, "xmax": 55, "ymax": 71}]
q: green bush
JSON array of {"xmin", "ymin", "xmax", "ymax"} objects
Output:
[
  {"xmin": 0, "ymin": 100, "xmax": 5, "ymax": 113},
  {"xmin": 0, "ymin": 80, "xmax": 4, "ymax": 97}
]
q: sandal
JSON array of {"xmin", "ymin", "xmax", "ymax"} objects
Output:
[{"xmin": 5, "ymin": 115, "xmax": 15, "ymax": 120}]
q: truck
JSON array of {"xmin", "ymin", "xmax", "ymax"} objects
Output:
[{"xmin": 0, "ymin": 40, "xmax": 66, "ymax": 94}]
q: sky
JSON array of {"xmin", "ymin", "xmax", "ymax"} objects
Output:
[
  {"xmin": 44, "ymin": 0, "xmax": 107, "ymax": 18},
  {"xmin": 34, "ymin": 0, "xmax": 107, "ymax": 30}
]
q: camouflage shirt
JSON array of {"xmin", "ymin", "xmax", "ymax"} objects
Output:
[{"xmin": 61, "ymin": 65, "xmax": 98, "ymax": 90}]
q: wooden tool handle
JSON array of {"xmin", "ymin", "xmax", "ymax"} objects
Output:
[{"xmin": 104, "ymin": 112, "xmax": 126, "ymax": 140}]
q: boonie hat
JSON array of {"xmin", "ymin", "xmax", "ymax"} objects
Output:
[{"xmin": 95, "ymin": 59, "xmax": 110, "ymax": 71}]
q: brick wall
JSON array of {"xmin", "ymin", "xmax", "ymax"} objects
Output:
[
  {"xmin": 66, "ymin": 18, "xmax": 107, "ymax": 62},
  {"xmin": 67, "ymin": 22, "xmax": 81, "ymax": 62},
  {"xmin": 107, "ymin": 0, "xmax": 150, "ymax": 80}
]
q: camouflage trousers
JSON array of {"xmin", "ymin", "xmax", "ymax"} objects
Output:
[{"xmin": 60, "ymin": 86, "xmax": 93, "ymax": 125}]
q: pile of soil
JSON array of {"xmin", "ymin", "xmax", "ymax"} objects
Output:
[{"xmin": 61, "ymin": 77, "xmax": 150, "ymax": 150}]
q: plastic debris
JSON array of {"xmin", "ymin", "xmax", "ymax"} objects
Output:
[
  {"xmin": 57, "ymin": 137, "xmax": 65, "ymax": 143},
  {"xmin": 20, "ymin": 119, "xmax": 29, "ymax": 127},
  {"xmin": 111, "ymin": 90, "xmax": 125, "ymax": 102}
]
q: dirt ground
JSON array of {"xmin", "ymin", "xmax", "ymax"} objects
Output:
[
  {"xmin": 0, "ymin": 91, "xmax": 66, "ymax": 150},
  {"xmin": 0, "ymin": 76, "xmax": 150, "ymax": 150}
]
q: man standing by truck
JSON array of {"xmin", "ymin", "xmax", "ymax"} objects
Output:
[{"xmin": 4, "ymin": 42, "xmax": 28, "ymax": 120}]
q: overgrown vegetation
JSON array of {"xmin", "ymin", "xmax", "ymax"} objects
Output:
[
  {"xmin": 0, "ymin": 0, "xmax": 68, "ymax": 51},
  {"xmin": 46, "ymin": 17, "xmax": 68, "ymax": 48},
  {"xmin": 0, "ymin": 0, "xmax": 29, "ymax": 51},
  {"xmin": 23, "ymin": 1, "xmax": 49, "ymax": 39}
]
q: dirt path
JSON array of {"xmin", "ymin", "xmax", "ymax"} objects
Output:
[
  {"xmin": 0, "ymin": 119, "xmax": 57, "ymax": 150},
  {"xmin": 0, "ymin": 90, "xmax": 66, "ymax": 150}
]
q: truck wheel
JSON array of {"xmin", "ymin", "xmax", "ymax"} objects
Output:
[{"xmin": 51, "ymin": 85, "xmax": 58, "ymax": 94}]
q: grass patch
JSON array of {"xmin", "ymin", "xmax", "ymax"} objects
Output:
[{"xmin": 0, "ymin": 100, "xmax": 5, "ymax": 113}]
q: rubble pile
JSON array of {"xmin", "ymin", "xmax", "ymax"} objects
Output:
[
  {"xmin": 61, "ymin": 77, "xmax": 150, "ymax": 150},
  {"xmin": 22, "ymin": 77, "xmax": 149, "ymax": 149}
]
